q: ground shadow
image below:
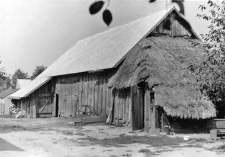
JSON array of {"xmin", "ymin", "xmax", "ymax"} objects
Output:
[
  {"xmin": 0, "ymin": 138, "xmax": 24, "ymax": 151},
  {"xmin": 76, "ymin": 134, "xmax": 186, "ymax": 147}
]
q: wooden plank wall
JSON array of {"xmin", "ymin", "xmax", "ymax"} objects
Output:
[
  {"xmin": 55, "ymin": 71, "xmax": 113, "ymax": 117},
  {"xmin": 113, "ymin": 88, "xmax": 132, "ymax": 125},
  {"xmin": 152, "ymin": 12, "xmax": 191, "ymax": 37},
  {"xmin": 18, "ymin": 80, "xmax": 55, "ymax": 118}
]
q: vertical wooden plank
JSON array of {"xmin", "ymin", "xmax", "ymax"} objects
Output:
[
  {"xmin": 98, "ymin": 74, "xmax": 103, "ymax": 114},
  {"xmin": 86, "ymin": 75, "xmax": 90, "ymax": 106},
  {"xmin": 94, "ymin": 74, "xmax": 99, "ymax": 113},
  {"xmin": 129, "ymin": 87, "xmax": 133, "ymax": 128},
  {"xmin": 149, "ymin": 92, "xmax": 153, "ymax": 130},
  {"xmin": 81, "ymin": 74, "xmax": 85, "ymax": 106},
  {"xmin": 76, "ymin": 78, "xmax": 80, "ymax": 116},
  {"xmin": 118, "ymin": 90, "xmax": 122, "ymax": 120},
  {"xmin": 71, "ymin": 82, "xmax": 75, "ymax": 117},
  {"xmin": 140, "ymin": 86, "xmax": 144, "ymax": 129},
  {"xmin": 122, "ymin": 91, "xmax": 126, "ymax": 122},
  {"xmin": 128, "ymin": 88, "xmax": 132, "ymax": 126},
  {"xmin": 125, "ymin": 91, "xmax": 128, "ymax": 124},
  {"xmin": 102, "ymin": 74, "xmax": 106, "ymax": 115},
  {"xmin": 106, "ymin": 88, "xmax": 114, "ymax": 124},
  {"xmin": 83, "ymin": 74, "xmax": 86, "ymax": 105},
  {"xmin": 114, "ymin": 90, "xmax": 118, "ymax": 121},
  {"xmin": 150, "ymin": 91, "xmax": 156, "ymax": 131},
  {"xmin": 52, "ymin": 93, "xmax": 56, "ymax": 117},
  {"xmin": 137, "ymin": 86, "xmax": 140, "ymax": 129},
  {"xmin": 88, "ymin": 75, "xmax": 91, "ymax": 106},
  {"xmin": 106, "ymin": 73, "xmax": 111, "ymax": 115},
  {"xmin": 145, "ymin": 88, "xmax": 150, "ymax": 132},
  {"xmin": 68, "ymin": 79, "xmax": 72, "ymax": 117},
  {"xmin": 33, "ymin": 97, "xmax": 37, "ymax": 118},
  {"xmin": 107, "ymin": 87, "xmax": 111, "ymax": 116},
  {"xmin": 84, "ymin": 74, "xmax": 88, "ymax": 105},
  {"xmin": 79, "ymin": 75, "xmax": 83, "ymax": 106},
  {"xmin": 91, "ymin": 74, "xmax": 95, "ymax": 109}
]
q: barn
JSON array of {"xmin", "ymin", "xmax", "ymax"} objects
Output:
[{"xmin": 9, "ymin": 7, "xmax": 216, "ymax": 132}]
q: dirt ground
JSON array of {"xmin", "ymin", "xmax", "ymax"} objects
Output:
[{"xmin": 0, "ymin": 117, "xmax": 225, "ymax": 157}]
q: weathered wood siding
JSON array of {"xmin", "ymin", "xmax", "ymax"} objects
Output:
[
  {"xmin": 15, "ymin": 80, "xmax": 55, "ymax": 118},
  {"xmin": 152, "ymin": 11, "xmax": 191, "ymax": 37},
  {"xmin": 113, "ymin": 88, "xmax": 132, "ymax": 125},
  {"xmin": 55, "ymin": 71, "xmax": 114, "ymax": 117}
]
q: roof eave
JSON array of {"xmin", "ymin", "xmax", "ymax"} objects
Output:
[{"xmin": 9, "ymin": 77, "xmax": 52, "ymax": 100}]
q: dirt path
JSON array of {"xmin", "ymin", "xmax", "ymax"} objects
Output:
[{"xmin": 0, "ymin": 118, "xmax": 225, "ymax": 157}]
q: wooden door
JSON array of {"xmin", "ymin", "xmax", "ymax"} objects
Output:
[
  {"xmin": 56, "ymin": 83, "xmax": 79, "ymax": 118},
  {"xmin": 132, "ymin": 86, "xmax": 144, "ymax": 131},
  {"xmin": 38, "ymin": 93, "xmax": 52, "ymax": 118}
]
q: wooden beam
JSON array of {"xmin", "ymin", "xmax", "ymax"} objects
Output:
[
  {"xmin": 106, "ymin": 89, "xmax": 115, "ymax": 124},
  {"xmin": 75, "ymin": 115, "xmax": 107, "ymax": 124}
]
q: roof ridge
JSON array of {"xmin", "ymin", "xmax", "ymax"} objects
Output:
[{"xmin": 75, "ymin": 6, "xmax": 176, "ymax": 45}]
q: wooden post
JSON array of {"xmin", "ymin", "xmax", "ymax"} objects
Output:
[
  {"xmin": 144, "ymin": 86, "xmax": 150, "ymax": 132},
  {"xmin": 149, "ymin": 90, "xmax": 156, "ymax": 133},
  {"xmin": 130, "ymin": 86, "xmax": 133, "ymax": 129},
  {"xmin": 106, "ymin": 89, "xmax": 115, "ymax": 124},
  {"xmin": 33, "ymin": 99, "xmax": 37, "ymax": 118},
  {"xmin": 137, "ymin": 85, "xmax": 144, "ymax": 129}
]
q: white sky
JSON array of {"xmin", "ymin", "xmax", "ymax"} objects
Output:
[{"xmin": 0, "ymin": 0, "xmax": 210, "ymax": 76}]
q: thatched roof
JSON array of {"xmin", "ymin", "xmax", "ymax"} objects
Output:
[{"xmin": 108, "ymin": 36, "xmax": 216, "ymax": 119}]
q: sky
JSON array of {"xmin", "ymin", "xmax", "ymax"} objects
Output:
[{"xmin": 0, "ymin": 0, "xmax": 210, "ymax": 76}]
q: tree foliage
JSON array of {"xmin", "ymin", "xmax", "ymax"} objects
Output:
[
  {"xmin": 31, "ymin": 65, "xmax": 47, "ymax": 80},
  {"xmin": 89, "ymin": 0, "xmax": 184, "ymax": 26},
  {"xmin": 12, "ymin": 69, "xmax": 29, "ymax": 88},
  {"xmin": 197, "ymin": 0, "xmax": 225, "ymax": 101},
  {"xmin": 0, "ymin": 57, "xmax": 7, "ymax": 91}
]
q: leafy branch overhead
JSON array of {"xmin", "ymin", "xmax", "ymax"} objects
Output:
[
  {"xmin": 197, "ymin": 0, "xmax": 225, "ymax": 101},
  {"xmin": 89, "ymin": 0, "xmax": 185, "ymax": 26}
]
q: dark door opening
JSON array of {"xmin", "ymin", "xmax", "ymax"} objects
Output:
[
  {"xmin": 132, "ymin": 85, "xmax": 145, "ymax": 131},
  {"xmin": 55, "ymin": 94, "xmax": 59, "ymax": 117}
]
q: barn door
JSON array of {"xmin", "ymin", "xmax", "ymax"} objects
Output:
[
  {"xmin": 132, "ymin": 86, "xmax": 144, "ymax": 131},
  {"xmin": 56, "ymin": 83, "xmax": 79, "ymax": 118},
  {"xmin": 38, "ymin": 93, "xmax": 52, "ymax": 118}
]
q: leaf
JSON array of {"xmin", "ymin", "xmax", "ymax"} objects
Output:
[
  {"xmin": 172, "ymin": 0, "xmax": 185, "ymax": 15},
  {"xmin": 149, "ymin": 0, "xmax": 156, "ymax": 2},
  {"xmin": 89, "ymin": 1, "xmax": 104, "ymax": 15},
  {"xmin": 103, "ymin": 9, "xmax": 112, "ymax": 26}
]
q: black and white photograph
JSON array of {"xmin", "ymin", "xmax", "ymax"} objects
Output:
[{"xmin": 0, "ymin": 0, "xmax": 225, "ymax": 156}]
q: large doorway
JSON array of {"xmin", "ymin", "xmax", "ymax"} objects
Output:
[
  {"xmin": 56, "ymin": 83, "xmax": 79, "ymax": 118},
  {"xmin": 132, "ymin": 85, "xmax": 145, "ymax": 131}
]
